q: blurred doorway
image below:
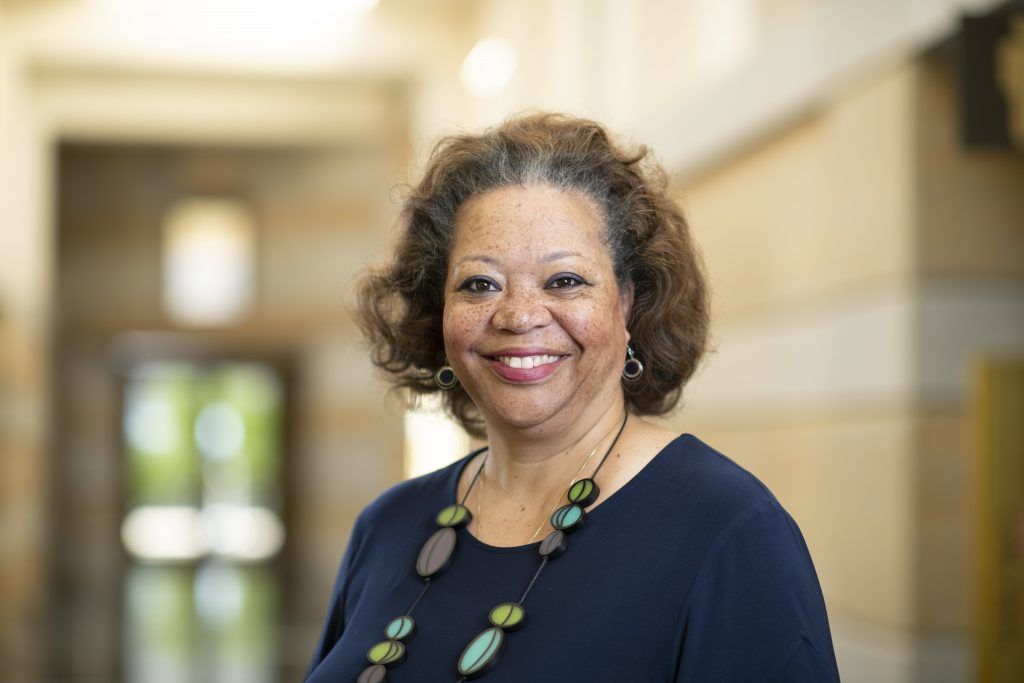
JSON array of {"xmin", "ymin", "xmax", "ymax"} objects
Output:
[
  {"xmin": 50, "ymin": 140, "xmax": 391, "ymax": 682},
  {"xmin": 119, "ymin": 359, "xmax": 285, "ymax": 683},
  {"xmin": 40, "ymin": 62, "xmax": 406, "ymax": 680}
]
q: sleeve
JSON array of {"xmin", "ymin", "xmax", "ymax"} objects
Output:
[
  {"xmin": 303, "ymin": 512, "xmax": 368, "ymax": 680},
  {"xmin": 673, "ymin": 501, "xmax": 841, "ymax": 682}
]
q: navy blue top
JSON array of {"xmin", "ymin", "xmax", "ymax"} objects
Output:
[{"xmin": 305, "ymin": 434, "xmax": 840, "ymax": 682}]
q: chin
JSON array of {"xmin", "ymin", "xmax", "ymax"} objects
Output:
[{"xmin": 481, "ymin": 398, "xmax": 569, "ymax": 433}]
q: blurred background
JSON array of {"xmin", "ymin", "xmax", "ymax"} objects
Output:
[{"xmin": 1, "ymin": 0, "xmax": 1023, "ymax": 682}]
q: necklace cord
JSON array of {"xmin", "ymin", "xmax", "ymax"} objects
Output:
[
  {"xmin": 518, "ymin": 556, "xmax": 549, "ymax": 604},
  {"xmin": 458, "ymin": 448, "xmax": 490, "ymax": 506},
  {"xmin": 590, "ymin": 410, "xmax": 629, "ymax": 480},
  {"xmin": 404, "ymin": 578, "xmax": 431, "ymax": 616}
]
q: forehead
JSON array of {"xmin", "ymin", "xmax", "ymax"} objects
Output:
[{"xmin": 451, "ymin": 184, "xmax": 608, "ymax": 260}]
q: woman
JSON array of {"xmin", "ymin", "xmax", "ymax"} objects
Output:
[{"xmin": 305, "ymin": 113, "xmax": 840, "ymax": 682}]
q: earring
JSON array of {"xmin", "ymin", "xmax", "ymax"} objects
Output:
[
  {"xmin": 434, "ymin": 364, "xmax": 459, "ymax": 390},
  {"xmin": 622, "ymin": 344, "xmax": 644, "ymax": 381}
]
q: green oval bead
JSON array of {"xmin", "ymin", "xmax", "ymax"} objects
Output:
[
  {"xmin": 550, "ymin": 504, "xmax": 586, "ymax": 532},
  {"xmin": 435, "ymin": 504, "xmax": 471, "ymax": 528},
  {"xmin": 457, "ymin": 627, "xmax": 505, "ymax": 677},
  {"xmin": 567, "ymin": 478, "xmax": 599, "ymax": 506},
  {"xmin": 488, "ymin": 602, "xmax": 526, "ymax": 630},
  {"xmin": 384, "ymin": 615, "xmax": 415, "ymax": 641},
  {"xmin": 366, "ymin": 639, "xmax": 405, "ymax": 666}
]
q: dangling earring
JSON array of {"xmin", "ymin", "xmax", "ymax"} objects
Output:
[
  {"xmin": 622, "ymin": 344, "xmax": 644, "ymax": 381},
  {"xmin": 434, "ymin": 363, "xmax": 459, "ymax": 390}
]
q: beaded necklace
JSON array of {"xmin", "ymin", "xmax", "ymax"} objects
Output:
[
  {"xmin": 355, "ymin": 412, "xmax": 630, "ymax": 683},
  {"xmin": 474, "ymin": 436, "xmax": 601, "ymax": 545}
]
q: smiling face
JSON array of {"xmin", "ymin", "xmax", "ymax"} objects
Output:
[{"xmin": 443, "ymin": 184, "xmax": 633, "ymax": 435}]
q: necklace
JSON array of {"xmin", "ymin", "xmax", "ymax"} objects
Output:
[
  {"xmin": 474, "ymin": 431, "xmax": 605, "ymax": 545},
  {"xmin": 356, "ymin": 412, "xmax": 629, "ymax": 683}
]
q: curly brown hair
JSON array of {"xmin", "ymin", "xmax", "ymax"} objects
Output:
[{"xmin": 357, "ymin": 112, "xmax": 709, "ymax": 438}]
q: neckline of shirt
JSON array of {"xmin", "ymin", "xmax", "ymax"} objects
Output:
[{"xmin": 446, "ymin": 432, "xmax": 697, "ymax": 555}]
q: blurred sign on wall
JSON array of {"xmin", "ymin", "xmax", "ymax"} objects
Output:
[
  {"xmin": 973, "ymin": 357, "xmax": 1024, "ymax": 683},
  {"xmin": 960, "ymin": 4, "xmax": 1024, "ymax": 150}
]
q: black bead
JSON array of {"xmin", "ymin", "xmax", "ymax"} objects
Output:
[{"xmin": 539, "ymin": 529, "xmax": 568, "ymax": 558}]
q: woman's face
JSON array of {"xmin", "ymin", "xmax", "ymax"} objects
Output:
[{"xmin": 443, "ymin": 184, "xmax": 632, "ymax": 434}]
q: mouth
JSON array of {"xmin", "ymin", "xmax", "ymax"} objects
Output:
[
  {"xmin": 490, "ymin": 354, "xmax": 564, "ymax": 369},
  {"xmin": 481, "ymin": 350, "xmax": 569, "ymax": 383}
]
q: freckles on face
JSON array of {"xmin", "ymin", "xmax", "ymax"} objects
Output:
[{"xmin": 441, "ymin": 183, "xmax": 632, "ymax": 429}]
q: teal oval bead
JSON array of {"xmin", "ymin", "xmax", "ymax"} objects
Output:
[
  {"xmin": 384, "ymin": 615, "xmax": 415, "ymax": 641},
  {"xmin": 457, "ymin": 626, "xmax": 505, "ymax": 677},
  {"xmin": 550, "ymin": 504, "xmax": 586, "ymax": 532}
]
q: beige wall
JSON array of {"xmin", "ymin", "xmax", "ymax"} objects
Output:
[
  {"xmin": 669, "ymin": 50, "xmax": 1024, "ymax": 682},
  {"xmin": 0, "ymin": 13, "xmax": 52, "ymax": 682}
]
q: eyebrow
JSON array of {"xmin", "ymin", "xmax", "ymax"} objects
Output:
[
  {"xmin": 456, "ymin": 254, "xmax": 500, "ymax": 266},
  {"xmin": 455, "ymin": 251, "xmax": 588, "ymax": 266},
  {"xmin": 543, "ymin": 250, "xmax": 585, "ymax": 263}
]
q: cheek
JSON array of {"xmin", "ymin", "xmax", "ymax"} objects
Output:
[
  {"xmin": 442, "ymin": 304, "xmax": 491, "ymax": 353},
  {"xmin": 581, "ymin": 297, "xmax": 628, "ymax": 337}
]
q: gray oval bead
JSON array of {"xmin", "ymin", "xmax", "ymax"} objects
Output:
[
  {"xmin": 416, "ymin": 527, "xmax": 457, "ymax": 578},
  {"xmin": 357, "ymin": 664, "xmax": 387, "ymax": 683},
  {"xmin": 539, "ymin": 529, "xmax": 568, "ymax": 559}
]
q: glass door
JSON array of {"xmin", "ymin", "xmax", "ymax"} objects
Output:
[{"xmin": 119, "ymin": 360, "xmax": 285, "ymax": 683}]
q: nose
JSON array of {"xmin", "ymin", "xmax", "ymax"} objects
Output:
[{"xmin": 491, "ymin": 286, "xmax": 551, "ymax": 333}]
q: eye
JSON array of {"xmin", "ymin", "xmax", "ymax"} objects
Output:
[
  {"xmin": 458, "ymin": 277, "xmax": 500, "ymax": 293},
  {"xmin": 546, "ymin": 273, "xmax": 587, "ymax": 290}
]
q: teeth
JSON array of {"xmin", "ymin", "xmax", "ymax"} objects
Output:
[{"xmin": 497, "ymin": 355, "xmax": 560, "ymax": 369}]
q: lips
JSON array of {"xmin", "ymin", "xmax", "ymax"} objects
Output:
[{"xmin": 481, "ymin": 349, "xmax": 568, "ymax": 383}]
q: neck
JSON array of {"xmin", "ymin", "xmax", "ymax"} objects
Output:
[{"xmin": 480, "ymin": 395, "xmax": 628, "ymax": 496}]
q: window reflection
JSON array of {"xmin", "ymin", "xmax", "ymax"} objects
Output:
[
  {"xmin": 124, "ymin": 563, "xmax": 277, "ymax": 683},
  {"xmin": 120, "ymin": 360, "xmax": 283, "ymax": 683}
]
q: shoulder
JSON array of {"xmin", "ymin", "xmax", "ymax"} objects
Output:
[
  {"xmin": 661, "ymin": 438, "xmax": 840, "ymax": 680},
  {"xmin": 635, "ymin": 433, "xmax": 823, "ymax": 601},
  {"xmin": 650, "ymin": 433, "xmax": 819, "ymax": 578},
  {"xmin": 645, "ymin": 433, "xmax": 783, "ymax": 534}
]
